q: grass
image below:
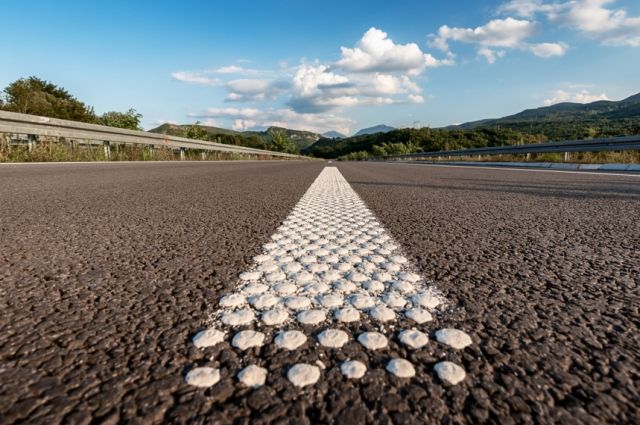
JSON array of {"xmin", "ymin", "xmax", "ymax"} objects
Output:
[{"xmin": 0, "ymin": 135, "xmax": 285, "ymax": 162}]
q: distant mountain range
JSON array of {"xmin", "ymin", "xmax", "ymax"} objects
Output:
[
  {"xmin": 447, "ymin": 92, "xmax": 640, "ymax": 136},
  {"xmin": 354, "ymin": 124, "xmax": 396, "ymax": 136},
  {"xmin": 149, "ymin": 123, "xmax": 321, "ymax": 150},
  {"xmin": 322, "ymin": 131, "xmax": 347, "ymax": 139}
]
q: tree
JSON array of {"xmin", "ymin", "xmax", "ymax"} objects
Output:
[
  {"xmin": 1, "ymin": 76, "xmax": 95, "ymax": 122},
  {"xmin": 269, "ymin": 129, "xmax": 297, "ymax": 153},
  {"xmin": 97, "ymin": 108, "xmax": 142, "ymax": 130},
  {"xmin": 185, "ymin": 121, "xmax": 209, "ymax": 140}
]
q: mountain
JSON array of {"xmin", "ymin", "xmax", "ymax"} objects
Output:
[
  {"xmin": 354, "ymin": 124, "xmax": 395, "ymax": 136},
  {"xmin": 323, "ymin": 131, "xmax": 346, "ymax": 139},
  {"xmin": 149, "ymin": 124, "xmax": 321, "ymax": 150},
  {"xmin": 149, "ymin": 123, "xmax": 239, "ymax": 136},
  {"xmin": 449, "ymin": 92, "xmax": 640, "ymax": 138}
]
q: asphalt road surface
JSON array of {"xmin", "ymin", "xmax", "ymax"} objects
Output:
[{"xmin": 1, "ymin": 161, "xmax": 638, "ymax": 424}]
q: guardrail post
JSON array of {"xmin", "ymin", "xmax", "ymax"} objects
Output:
[
  {"xmin": 148, "ymin": 144, "xmax": 154, "ymax": 158},
  {"xmin": 103, "ymin": 141, "xmax": 111, "ymax": 160},
  {"xmin": 27, "ymin": 134, "xmax": 37, "ymax": 152},
  {"xmin": 201, "ymin": 151, "xmax": 206, "ymax": 160},
  {"xmin": 180, "ymin": 147, "xmax": 186, "ymax": 160},
  {"xmin": 526, "ymin": 153, "xmax": 531, "ymax": 160},
  {"xmin": 564, "ymin": 152, "xmax": 570, "ymax": 162}
]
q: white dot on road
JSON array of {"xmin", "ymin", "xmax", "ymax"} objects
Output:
[
  {"xmin": 398, "ymin": 329, "xmax": 429, "ymax": 349},
  {"xmin": 274, "ymin": 330, "xmax": 307, "ymax": 350},
  {"xmin": 185, "ymin": 367, "xmax": 221, "ymax": 387},
  {"xmin": 386, "ymin": 359, "xmax": 416, "ymax": 378},
  {"xmin": 358, "ymin": 332, "xmax": 388, "ymax": 350},
  {"xmin": 192, "ymin": 328, "xmax": 225, "ymax": 348},
  {"xmin": 317, "ymin": 329, "xmax": 349, "ymax": 348},
  {"xmin": 340, "ymin": 360, "xmax": 367, "ymax": 379},
  {"xmin": 287, "ymin": 364, "xmax": 321, "ymax": 387},
  {"xmin": 435, "ymin": 329, "xmax": 472, "ymax": 349},
  {"xmin": 237, "ymin": 365, "xmax": 268, "ymax": 388},
  {"xmin": 434, "ymin": 361, "xmax": 466, "ymax": 385},
  {"xmin": 231, "ymin": 330, "xmax": 265, "ymax": 350}
]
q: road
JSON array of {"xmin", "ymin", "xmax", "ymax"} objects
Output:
[{"xmin": 1, "ymin": 161, "xmax": 638, "ymax": 424}]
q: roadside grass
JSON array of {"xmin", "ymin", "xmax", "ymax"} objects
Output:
[{"xmin": 0, "ymin": 135, "xmax": 281, "ymax": 162}]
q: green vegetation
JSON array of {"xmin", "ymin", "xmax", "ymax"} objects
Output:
[
  {"xmin": 0, "ymin": 76, "xmax": 141, "ymax": 129},
  {"xmin": 305, "ymin": 92, "xmax": 640, "ymax": 160},
  {"xmin": 95, "ymin": 109, "xmax": 143, "ymax": 130},
  {"xmin": 305, "ymin": 127, "xmax": 545, "ymax": 159},
  {"xmin": 149, "ymin": 123, "xmax": 313, "ymax": 152},
  {"xmin": 268, "ymin": 129, "xmax": 298, "ymax": 153},
  {"xmin": 0, "ymin": 134, "xmax": 277, "ymax": 163},
  {"xmin": 449, "ymin": 92, "xmax": 640, "ymax": 140}
]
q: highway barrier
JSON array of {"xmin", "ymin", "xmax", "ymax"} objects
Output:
[
  {"xmin": 0, "ymin": 110, "xmax": 306, "ymax": 159},
  {"xmin": 385, "ymin": 135, "xmax": 640, "ymax": 162}
]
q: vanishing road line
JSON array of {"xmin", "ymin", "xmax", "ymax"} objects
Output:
[{"xmin": 185, "ymin": 166, "xmax": 472, "ymax": 388}]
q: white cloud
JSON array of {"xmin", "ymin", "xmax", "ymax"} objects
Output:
[
  {"xmin": 528, "ymin": 42, "xmax": 569, "ymax": 57},
  {"xmin": 286, "ymin": 63, "xmax": 428, "ymax": 113},
  {"xmin": 430, "ymin": 17, "xmax": 568, "ymax": 62},
  {"xmin": 543, "ymin": 89, "xmax": 610, "ymax": 105},
  {"xmin": 477, "ymin": 47, "xmax": 506, "ymax": 63},
  {"xmin": 499, "ymin": 0, "xmax": 640, "ymax": 47},
  {"xmin": 337, "ymin": 27, "xmax": 454, "ymax": 75},
  {"xmin": 170, "ymin": 71, "xmax": 221, "ymax": 86},
  {"xmin": 191, "ymin": 107, "xmax": 354, "ymax": 135},
  {"xmin": 408, "ymin": 94, "xmax": 425, "ymax": 104},
  {"xmin": 432, "ymin": 18, "xmax": 538, "ymax": 50},
  {"xmin": 224, "ymin": 79, "xmax": 290, "ymax": 102}
]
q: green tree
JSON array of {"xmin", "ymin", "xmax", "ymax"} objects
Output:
[
  {"xmin": 97, "ymin": 108, "xmax": 142, "ymax": 130},
  {"xmin": 185, "ymin": 121, "xmax": 209, "ymax": 140},
  {"xmin": 1, "ymin": 76, "xmax": 95, "ymax": 122},
  {"xmin": 269, "ymin": 129, "xmax": 297, "ymax": 153}
]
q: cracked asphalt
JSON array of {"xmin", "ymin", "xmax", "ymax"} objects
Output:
[{"xmin": 1, "ymin": 161, "xmax": 639, "ymax": 424}]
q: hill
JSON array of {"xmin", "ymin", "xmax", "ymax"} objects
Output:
[
  {"xmin": 448, "ymin": 92, "xmax": 640, "ymax": 140},
  {"xmin": 354, "ymin": 124, "xmax": 395, "ymax": 136},
  {"xmin": 323, "ymin": 131, "xmax": 347, "ymax": 139},
  {"xmin": 149, "ymin": 124, "xmax": 321, "ymax": 150}
]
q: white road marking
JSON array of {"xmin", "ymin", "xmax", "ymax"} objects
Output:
[
  {"xmin": 185, "ymin": 367, "xmax": 221, "ymax": 387},
  {"xmin": 185, "ymin": 166, "xmax": 473, "ymax": 388},
  {"xmin": 435, "ymin": 329, "xmax": 473, "ymax": 350},
  {"xmin": 386, "ymin": 359, "xmax": 416, "ymax": 378},
  {"xmin": 287, "ymin": 364, "xmax": 321, "ymax": 387},
  {"xmin": 237, "ymin": 365, "xmax": 268, "ymax": 388},
  {"xmin": 340, "ymin": 360, "xmax": 367, "ymax": 379},
  {"xmin": 434, "ymin": 361, "xmax": 466, "ymax": 385}
]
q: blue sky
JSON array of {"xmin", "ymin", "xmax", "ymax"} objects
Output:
[{"xmin": 1, "ymin": 0, "xmax": 639, "ymax": 134}]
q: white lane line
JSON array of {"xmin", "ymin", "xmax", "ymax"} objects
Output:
[
  {"xmin": 186, "ymin": 166, "xmax": 472, "ymax": 388},
  {"xmin": 388, "ymin": 161, "xmax": 640, "ymax": 178},
  {"xmin": 216, "ymin": 166, "xmax": 442, "ymax": 327}
]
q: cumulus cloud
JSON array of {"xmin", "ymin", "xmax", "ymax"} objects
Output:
[
  {"xmin": 286, "ymin": 63, "xmax": 426, "ymax": 113},
  {"xmin": 225, "ymin": 79, "xmax": 290, "ymax": 102},
  {"xmin": 430, "ymin": 17, "xmax": 568, "ymax": 62},
  {"xmin": 477, "ymin": 47, "xmax": 506, "ymax": 64},
  {"xmin": 190, "ymin": 107, "xmax": 353, "ymax": 135},
  {"xmin": 170, "ymin": 71, "xmax": 221, "ymax": 86},
  {"xmin": 499, "ymin": 0, "xmax": 640, "ymax": 47},
  {"xmin": 337, "ymin": 27, "xmax": 454, "ymax": 75},
  {"xmin": 543, "ymin": 89, "xmax": 610, "ymax": 105},
  {"xmin": 431, "ymin": 18, "xmax": 537, "ymax": 50},
  {"xmin": 528, "ymin": 42, "xmax": 568, "ymax": 57}
]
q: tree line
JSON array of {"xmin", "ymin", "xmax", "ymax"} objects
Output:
[{"xmin": 0, "ymin": 76, "xmax": 142, "ymax": 130}]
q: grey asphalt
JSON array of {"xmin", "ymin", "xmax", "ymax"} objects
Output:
[{"xmin": 1, "ymin": 161, "xmax": 639, "ymax": 424}]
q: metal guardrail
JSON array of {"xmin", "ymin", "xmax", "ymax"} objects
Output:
[
  {"xmin": 0, "ymin": 110, "xmax": 305, "ymax": 159},
  {"xmin": 386, "ymin": 135, "xmax": 640, "ymax": 160}
]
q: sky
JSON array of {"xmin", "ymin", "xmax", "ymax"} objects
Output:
[{"xmin": 1, "ymin": 0, "xmax": 639, "ymax": 135}]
